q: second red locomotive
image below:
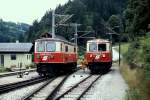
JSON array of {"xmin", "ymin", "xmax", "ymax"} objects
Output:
[
  {"xmin": 34, "ymin": 38, "xmax": 77, "ymax": 76},
  {"xmin": 84, "ymin": 39, "xmax": 112, "ymax": 73}
]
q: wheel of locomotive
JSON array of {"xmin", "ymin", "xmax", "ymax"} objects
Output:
[
  {"xmin": 69, "ymin": 62, "xmax": 77, "ymax": 72},
  {"xmin": 73, "ymin": 62, "xmax": 77, "ymax": 71},
  {"xmin": 47, "ymin": 64, "xmax": 56, "ymax": 77}
]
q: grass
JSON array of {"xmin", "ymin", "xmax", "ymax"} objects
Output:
[
  {"xmin": 114, "ymin": 42, "xmax": 129, "ymax": 56},
  {"xmin": 114, "ymin": 42, "xmax": 149, "ymax": 100},
  {"xmin": 120, "ymin": 61, "xmax": 149, "ymax": 100},
  {"xmin": 0, "ymin": 67, "xmax": 9, "ymax": 73}
]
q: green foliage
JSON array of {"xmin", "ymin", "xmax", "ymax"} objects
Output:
[
  {"xmin": 126, "ymin": 88, "xmax": 144, "ymax": 100},
  {"xmin": 0, "ymin": 19, "xmax": 30, "ymax": 42},
  {"xmin": 125, "ymin": 36, "xmax": 150, "ymax": 99},
  {"xmin": 0, "ymin": 67, "xmax": 11, "ymax": 73},
  {"xmin": 124, "ymin": 0, "xmax": 150, "ymax": 40},
  {"xmin": 141, "ymin": 37, "xmax": 150, "ymax": 94},
  {"xmin": 25, "ymin": 0, "xmax": 126, "ymax": 42},
  {"xmin": 108, "ymin": 15, "xmax": 121, "ymax": 28},
  {"xmin": 126, "ymin": 40, "xmax": 140, "ymax": 64}
]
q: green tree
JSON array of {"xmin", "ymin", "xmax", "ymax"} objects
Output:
[{"xmin": 108, "ymin": 15, "xmax": 122, "ymax": 32}]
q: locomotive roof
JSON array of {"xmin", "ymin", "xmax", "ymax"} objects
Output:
[
  {"xmin": 87, "ymin": 39, "xmax": 110, "ymax": 43},
  {"xmin": 35, "ymin": 38, "xmax": 76, "ymax": 46}
]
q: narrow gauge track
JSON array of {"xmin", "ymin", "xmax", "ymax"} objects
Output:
[
  {"xmin": 53, "ymin": 75, "xmax": 101, "ymax": 100},
  {"xmin": 23, "ymin": 75, "xmax": 69, "ymax": 100},
  {"xmin": 0, "ymin": 69, "xmax": 36, "ymax": 78},
  {"xmin": 0, "ymin": 76, "xmax": 47, "ymax": 94}
]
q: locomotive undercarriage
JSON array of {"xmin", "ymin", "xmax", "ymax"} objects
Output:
[
  {"xmin": 88, "ymin": 62, "xmax": 112, "ymax": 73},
  {"xmin": 36, "ymin": 62, "xmax": 77, "ymax": 77}
]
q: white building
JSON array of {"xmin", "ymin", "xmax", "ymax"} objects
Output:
[{"xmin": 0, "ymin": 42, "xmax": 33, "ymax": 69}]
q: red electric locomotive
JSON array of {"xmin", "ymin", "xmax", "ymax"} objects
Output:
[
  {"xmin": 34, "ymin": 38, "xmax": 77, "ymax": 76},
  {"xmin": 84, "ymin": 39, "xmax": 112, "ymax": 73}
]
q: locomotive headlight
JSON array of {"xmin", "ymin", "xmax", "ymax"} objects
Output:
[
  {"xmin": 102, "ymin": 54, "xmax": 106, "ymax": 58},
  {"xmin": 95, "ymin": 55, "xmax": 100, "ymax": 59},
  {"xmin": 90, "ymin": 54, "xmax": 93, "ymax": 58}
]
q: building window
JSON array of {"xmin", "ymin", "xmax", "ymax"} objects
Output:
[
  {"xmin": 11, "ymin": 54, "xmax": 16, "ymax": 60},
  {"xmin": 27, "ymin": 55, "xmax": 29, "ymax": 60},
  {"xmin": 1, "ymin": 55, "xmax": 4, "ymax": 66}
]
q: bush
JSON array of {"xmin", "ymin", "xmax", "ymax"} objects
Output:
[
  {"xmin": 126, "ymin": 40, "xmax": 140, "ymax": 64},
  {"xmin": 0, "ymin": 67, "xmax": 11, "ymax": 73},
  {"xmin": 142, "ymin": 37, "xmax": 150, "ymax": 95},
  {"xmin": 25, "ymin": 63, "xmax": 35, "ymax": 69},
  {"xmin": 126, "ymin": 88, "xmax": 144, "ymax": 100},
  {"xmin": 124, "ymin": 36, "xmax": 150, "ymax": 100}
]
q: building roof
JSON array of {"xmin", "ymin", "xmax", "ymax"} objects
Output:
[{"xmin": 0, "ymin": 43, "xmax": 33, "ymax": 53}]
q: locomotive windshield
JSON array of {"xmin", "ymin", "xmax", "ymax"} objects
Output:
[
  {"xmin": 36, "ymin": 42, "xmax": 45, "ymax": 52},
  {"xmin": 46, "ymin": 42, "xmax": 56, "ymax": 52},
  {"xmin": 89, "ymin": 43, "xmax": 97, "ymax": 52},
  {"xmin": 98, "ymin": 44, "xmax": 106, "ymax": 51}
]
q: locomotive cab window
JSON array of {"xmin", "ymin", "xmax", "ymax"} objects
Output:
[
  {"xmin": 46, "ymin": 42, "xmax": 56, "ymax": 52},
  {"xmin": 98, "ymin": 44, "xmax": 106, "ymax": 51},
  {"xmin": 36, "ymin": 42, "xmax": 45, "ymax": 52},
  {"xmin": 89, "ymin": 43, "xmax": 97, "ymax": 52}
]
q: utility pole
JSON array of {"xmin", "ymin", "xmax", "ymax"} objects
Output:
[
  {"xmin": 74, "ymin": 24, "xmax": 78, "ymax": 47},
  {"xmin": 119, "ymin": 35, "xmax": 121, "ymax": 66},
  {"xmin": 52, "ymin": 10, "xmax": 55, "ymax": 38},
  {"xmin": 51, "ymin": 10, "xmax": 73, "ymax": 38}
]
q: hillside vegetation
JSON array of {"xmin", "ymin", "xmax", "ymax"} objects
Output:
[
  {"xmin": 25, "ymin": 0, "xmax": 126, "ymax": 42},
  {"xmin": 0, "ymin": 19, "xmax": 30, "ymax": 42}
]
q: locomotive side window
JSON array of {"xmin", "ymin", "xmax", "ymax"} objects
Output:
[
  {"xmin": 89, "ymin": 43, "xmax": 97, "ymax": 52},
  {"xmin": 46, "ymin": 42, "xmax": 56, "ymax": 52},
  {"xmin": 74, "ymin": 47, "xmax": 76, "ymax": 52},
  {"xmin": 65, "ymin": 46, "xmax": 68, "ymax": 52},
  {"xmin": 37, "ymin": 42, "xmax": 45, "ymax": 52},
  {"xmin": 98, "ymin": 44, "xmax": 106, "ymax": 51}
]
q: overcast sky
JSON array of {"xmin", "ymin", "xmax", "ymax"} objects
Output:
[{"xmin": 0, "ymin": 0, "xmax": 68, "ymax": 25}]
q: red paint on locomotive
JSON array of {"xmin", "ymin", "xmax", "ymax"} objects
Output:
[{"xmin": 85, "ymin": 52, "xmax": 112, "ymax": 63}]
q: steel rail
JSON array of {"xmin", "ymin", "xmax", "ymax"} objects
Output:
[
  {"xmin": 0, "ymin": 76, "xmax": 47, "ymax": 94},
  {"xmin": 55, "ymin": 75, "xmax": 92, "ymax": 100},
  {"xmin": 46, "ymin": 75, "xmax": 69, "ymax": 100},
  {"xmin": 23, "ymin": 75, "xmax": 69, "ymax": 100},
  {"xmin": 23, "ymin": 78, "xmax": 56, "ymax": 100},
  {"xmin": 77, "ymin": 75, "xmax": 101, "ymax": 100},
  {"xmin": 0, "ymin": 69, "xmax": 36, "ymax": 78}
]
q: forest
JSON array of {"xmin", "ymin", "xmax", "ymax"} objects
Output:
[
  {"xmin": 0, "ymin": 19, "xmax": 29, "ymax": 42},
  {"xmin": 25, "ymin": 0, "xmax": 126, "ymax": 42}
]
